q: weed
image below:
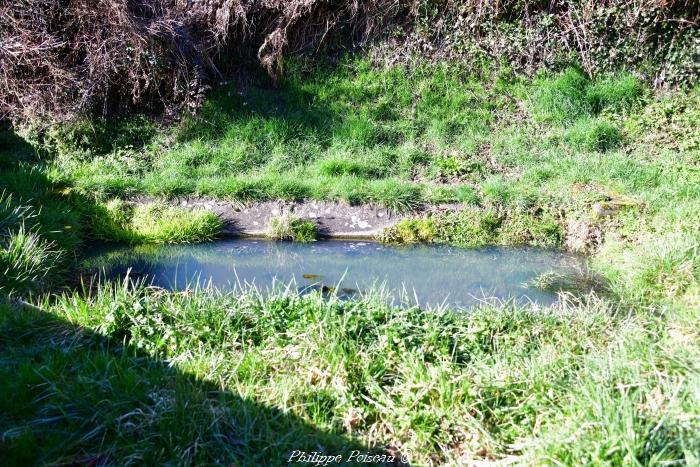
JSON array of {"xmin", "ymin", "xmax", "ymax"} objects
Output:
[
  {"xmin": 434, "ymin": 155, "xmax": 486, "ymax": 178},
  {"xmin": 381, "ymin": 209, "xmax": 563, "ymax": 248},
  {"xmin": 425, "ymin": 185, "xmax": 480, "ymax": 205},
  {"xmin": 33, "ymin": 117, "xmax": 156, "ymax": 159},
  {"xmin": 498, "ymin": 211, "xmax": 563, "ymax": 248},
  {"xmin": 378, "ymin": 218, "xmax": 436, "ymax": 243}
]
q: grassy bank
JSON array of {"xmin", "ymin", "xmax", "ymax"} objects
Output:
[
  {"xmin": 29, "ymin": 60, "xmax": 700, "ymax": 241},
  {"xmin": 1, "ymin": 282, "xmax": 698, "ymax": 465},
  {"xmin": 30, "ymin": 62, "xmax": 648, "ymax": 208},
  {"xmin": 1, "ymin": 57, "xmax": 700, "ymax": 464}
]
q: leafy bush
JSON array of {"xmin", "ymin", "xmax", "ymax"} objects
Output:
[
  {"xmin": 625, "ymin": 89, "xmax": 700, "ymax": 153},
  {"xmin": 35, "ymin": 117, "xmax": 156, "ymax": 158},
  {"xmin": 415, "ymin": 1, "xmax": 699, "ymax": 87}
]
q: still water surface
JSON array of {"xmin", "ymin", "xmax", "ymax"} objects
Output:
[{"xmin": 82, "ymin": 239, "xmax": 588, "ymax": 308}]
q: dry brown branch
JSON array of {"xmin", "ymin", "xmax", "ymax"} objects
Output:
[
  {"xmin": 0, "ymin": 0, "xmax": 407, "ymax": 120},
  {"xmin": 0, "ymin": 0, "xmax": 696, "ymax": 121}
]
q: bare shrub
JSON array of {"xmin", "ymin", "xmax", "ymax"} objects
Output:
[
  {"xmin": 0, "ymin": 0, "xmax": 406, "ymax": 121},
  {"xmin": 1, "ymin": 0, "xmax": 697, "ymax": 121}
]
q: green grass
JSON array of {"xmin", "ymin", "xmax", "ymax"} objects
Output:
[
  {"xmin": 0, "ymin": 131, "xmax": 222, "ymax": 295},
  {"xmin": 0, "ymin": 225, "xmax": 61, "ymax": 296},
  {"xmin": 564, "ymin": 117, "xmax": 623, "ymax": 152},
  {"xmin": 29, "ymin": 62, "xmax": 650, "ymax": 222},
  {"xmin": 531, "ymin": 68, "xmax": 643, "ymax": 124},
  {"xmin": 0, "ymin": 169, "xmax": 74, "ymax": 296},
  {"xmin": 270, "ymin": 214, "xmax": 318, "ymax": 242},
  {"xmin": 2, "ymin": 57, "xmax": 700, "ymax": 464},
  {"xmin": 380, "ymin": 209, "xmax": 563, "ymax": 248},
  {"xmin": 91, "ymin": 199, "xmax": 223, "ymax": 244},
  {"xmin": 35, "ymin": 59, "xmax": 500, "ymax": 211},
  {"xmin": 531, "ymin": 67, "xmax": 592, "ymax": 123},
  {"xmin": 1, "ymin": 281, "xmax": 698, "ymax": 465}
]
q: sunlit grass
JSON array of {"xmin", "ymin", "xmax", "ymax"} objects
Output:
[
  {"xmin": 269, "ymin": 213, "xmax": 318, "ymax": 242},
  {"xmin": 1, "ymin": 280, "xmax": 698, "ymax": 465},
  {"xmin": 90, "ymin": 200, "xmax": 223, "ymax": 244},
  {"xmin": 2, "ymin": 56, "xmax": 700, "ymax": 465}
]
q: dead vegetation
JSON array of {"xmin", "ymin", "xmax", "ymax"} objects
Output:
[
  {"xmin": 0, "ymin": 0, "xmax": 407, "ymax": 120},
  {"xmin": 1, "ymin": 0, "xmax": 698, "ymax": 121}
]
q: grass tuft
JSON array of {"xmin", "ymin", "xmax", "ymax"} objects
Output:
[
  {"xmin": 0, "ymin": 226, "xmax": 61, "ymax": 295},
  {"xmin": 531, "ymin": 67, "xmax": 591, "ymax": 124},
  {"xmin": 369, "ymin": 180, "xmax": 423, "ymax": 213},
  {"xmin": 0, "ymin": 191, "xmax": 64, "ymax": 295},
  {"xmin": 586, "ymin": 73, "xmax": 645, "ymax": 113},
  {"xmin": 91, "ymin": 200, "xmax": 222, "ymax": 244},
  {"xmin": 564, "ymin": 118, "xmax": 623, "ymax": 152},
  {"xmin": 270, "ymin": 213, "xmax": 318, "ymax": 242}
]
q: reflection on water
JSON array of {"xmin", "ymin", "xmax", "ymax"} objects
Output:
[{"xmin": 81, "ymin": 239, "xmax": 590, "ymax": 308}]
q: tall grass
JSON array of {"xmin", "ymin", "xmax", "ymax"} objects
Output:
[
  {"xmin": 269, "ymin": 214, "xmax": 318, "ymax": 242},
  {"xmin": 90, "ymin": 199, "xmax": 223, "ymax": 244},
  {"xmin": 0, "ymin": 226, "xmax": 61, "ymax": 296},
  {"xmin": 531, "ymin": 68, "xmax": 644, "ymax": 124},
  {"xmin": 0, "ymin": 192, "xmax": 62, "ymax": 296},
  {"xmin": 1, "ymin": 281, "xmax": 698, "ymax": 465},
  {"xmin": 2, "ymin": 57, "xmax": 700, "ymax": 465}
]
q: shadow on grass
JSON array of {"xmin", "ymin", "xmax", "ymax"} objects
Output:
[
  {"xmin": 0, "ymin": 127, "xmax": 83, "ymax": 248},
  {"xmin": 177, "ymin": 75, "xmax": 337, "ymax": 146},
  {"xmin": 0, "ymin": 302, "xmax": 389, "ymax": 466},
  {"xmin": 0, "ymin": 127, "xmax": 396, "ymax": 463}
]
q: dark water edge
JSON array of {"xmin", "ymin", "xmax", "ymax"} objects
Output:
[{"xmin": 79, "ymin": 239, "xmax": 595, "ymax": 309}]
